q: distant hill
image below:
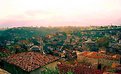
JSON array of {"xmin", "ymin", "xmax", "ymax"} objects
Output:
[
  {"xmin": 0, "ymin": 26, "xmax": 121, "ymax": 41},
  {"xmin": 0, "ymin": 27, "xmax": 59, "ymax": 41}
]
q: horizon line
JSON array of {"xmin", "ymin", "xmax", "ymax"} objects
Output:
[{"xmin": 0, "ymin": 24, "xmax": 121, "ymax": 29}]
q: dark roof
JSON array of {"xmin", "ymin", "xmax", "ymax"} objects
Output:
[
  {"xmin": 0, "ymin": 47, "xmax": 10, "ymax": 54},
  {"xmin": 3, "ymin": 52, "xmax": 59, "ymax": 72}
]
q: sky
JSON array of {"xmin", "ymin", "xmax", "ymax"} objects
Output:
[{"xmin": 0, "ymin": 0, "xmax": 121, "ymax": 28}]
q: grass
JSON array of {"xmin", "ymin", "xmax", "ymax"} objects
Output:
[{"xmin": 41, "ymin": 67, "xmax": 59, "ymax": 74}]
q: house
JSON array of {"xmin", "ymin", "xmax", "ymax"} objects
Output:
[
  {"xmin": 112, "ymin": 63, "xmax": 121, "ymax": 73},
  {"xmin": 84, "ymin": 38, "xmax": 95, "ymax": 44},
  {"xmin": 83, "ymin": 38, "xmax": 97, "ymax": 51},
  {"xmin": 112, "ymin": 54, "xmax": 121, "ymax": 60},
  {"xmin": 29, "ymin": 45, "xmax": 45, "ymax": 54},
  {"xmin": 46, "ymin": 34, "xmax": 53, "ymax": 39},
  {"xmin": 98, "ymin": 47, "xmax": 106, "ymax": 54},
  {"xmin": 2, "ymin": 52, "xmax": 59, "ymax": 74},
  {"xmin": 6, "ymin": 41, "xmax": 11, "ymax": 46},
  {"xmin": 98, "ymin": 50, "xmax": 106, "ymax": 54},
  {"xmin": 115, "ymin": 65, "xmax": 121, "ymax": 73},
  {"xmin": 0, "ymin": 47, "xmax": 11, "ymax": 57},
  {"xmin": 65, "ymin": 50, "xmax": 77, "ymax": 60},
  {"xmin": 0, "ymin": 47, "xmax": 11, "ymax": 54},
  {"xmin": 119, "ymin": 40, "xmax": 121, "ymax": 44},
  {"xmin": 29, "ymin": 45, "xmax": 40, "ymax": 52}
]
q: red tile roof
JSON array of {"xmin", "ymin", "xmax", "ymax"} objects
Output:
[
  {"xmin": 80, "ymin": 51, "xmax": 120, "ymax": 60},
  {"xmin": 3, "ymin": 52, "xmax": 59, "ymax": 72}
]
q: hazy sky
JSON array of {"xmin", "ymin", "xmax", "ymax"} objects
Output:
[{"xmin": 0, "ymin": 0, "xmax": 121, "ymax": 27}]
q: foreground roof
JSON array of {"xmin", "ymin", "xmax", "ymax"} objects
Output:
[{"xmin": 3, "ymin": 52, "xmax": 59, "ymax": 72}]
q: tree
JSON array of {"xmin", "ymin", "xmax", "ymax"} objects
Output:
[{"xmin": 96, "ymin": 37, "xmax": 110, "ymax": 48}]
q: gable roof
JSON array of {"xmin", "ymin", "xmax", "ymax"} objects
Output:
[
  {"xmin": 30, "ymin": 45, "xmax": 40, "ymax": 51},
  {"xmin": 84, "ymin": 38, "xmax": 95, "ymax": 44},
  {"xmin": 3, "ymin": 52, "xmax": 59, "ymax": 72}
]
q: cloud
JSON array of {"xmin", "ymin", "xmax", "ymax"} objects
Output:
[{"xmin": 25, "ymin": 10, "xmax": 51, "ymax": 16}]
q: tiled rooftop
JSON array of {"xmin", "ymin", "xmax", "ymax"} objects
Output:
[
  {"xmin": 80, "ymin": 51, "xmax": 120, "ymax": 60},
  {"xmin": 3, "ymin": 52, "xmax": 59, "ymax": 72}
]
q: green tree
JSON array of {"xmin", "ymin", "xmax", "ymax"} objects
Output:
[{"xmin": 97, "ymin": 37, "xmax": 110, "ymax": 48}]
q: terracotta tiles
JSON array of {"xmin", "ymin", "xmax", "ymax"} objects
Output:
[
  {"xmin": 3, "ymin": 52, "xmax": 59, "ymax": 72},
  {"xmin": 80, "ymin": 51, "xmax": 120, "ymax": 60}
]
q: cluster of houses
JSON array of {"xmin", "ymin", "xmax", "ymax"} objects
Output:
[{"xmin": 0, "ymin": 27, "xmax": 121, "ymax": 73}]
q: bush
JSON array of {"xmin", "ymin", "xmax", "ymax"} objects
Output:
[
  {"xmin": 67, "ymin": 71, "xmax": 73, "ymax": 74},
  {"xmin": 41, "ymin": 67, "xmax": 59, "ymax": 74}
]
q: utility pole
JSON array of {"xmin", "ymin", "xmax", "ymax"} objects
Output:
[
  {"xmin": 41, "ymin": 38, "xmax": 45, "ymax": 54},
  {"xmin": 39, "ymin": 37, "xmax": 45, "ymax": 54}
]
